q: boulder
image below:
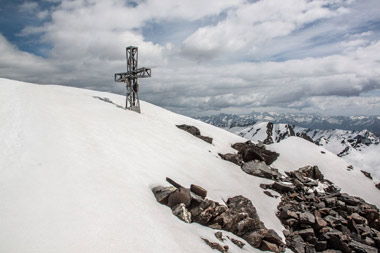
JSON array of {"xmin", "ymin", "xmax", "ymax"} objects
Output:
[
  {"xmin": 242, "ymin": 160, "xmax": 281, "ymax": 179},
  {"xmin": 232, "ymin": 141, "xmax": 279, "ymax": 165},
  {"xmin": 152, "ymin": 186, "xmax": 177, "ymax": 205},
  {"xmin": 298, "ymin": 165, "xmax": 324, "ymax": 180},
  {"xmin": 167, "ymin": 188, "xmax": 192, "ymax": 208},
  {"xmin": 172, "ymin": 203, "xmax": 192, "ymax": 223},
  {"xmin": 219, "ymin": 153, "xmax": 243, "ymax": 166}
]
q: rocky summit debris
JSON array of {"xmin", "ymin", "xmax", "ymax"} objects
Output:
[
  {"xmin": 268, "ymin": 165, "xmax": 380, "ymax": 253},
  {"xmin": 153, "ymin": 179, "xmax": 285, "ymax": 252},
  {"xmin": 231, "ymin": 141, "xmax": 280, "ymax": 165}
]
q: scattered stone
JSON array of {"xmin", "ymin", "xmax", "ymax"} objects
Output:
[
  {"xmin": 190, "ymin": 184, "xmax": 207, "ymax": 199},
  {"xmin": 361, "ymin": 170, "xmax": 373, "ymax": 180},
  {"xmin": 347, "ymin": 165, "xmax": 353, "ymax": 171},
  {"xmin": 321, "ymin": 151, "xmax": 326, "ymax": 154},
  {"xmin": 172, "ymin": 203, "xmax": 192, "ymax": 223},
  {"xmin": 219, "ymin": 153, "xmax": 243, "ymax": 166},
  {"xmin": 376, "ymin": 183, "xmax": 380, "ymax": 190},
  {"xmin": 202, "ymin": 238, "xmax": 229, "ymax": 252},
  {"xmin": 242, "ymin": 160, "xmax": 281, "ymax": 179}
]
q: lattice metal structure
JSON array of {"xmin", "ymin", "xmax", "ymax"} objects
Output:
[{"xmin": 115, "ymin": 46, "xmax": 151, "ymax": 113}]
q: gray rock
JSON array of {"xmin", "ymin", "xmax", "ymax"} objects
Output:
[
  {"xmin": 299, "ymin": 212, "xmax": 316, "ymax": 224},
  {"xmin": 167, "ymin": 188, "xmax": 192, "ymax": 208},
  {"xmin": 176, "ymin": 124, "xmax": 200, "ymax": 136},
  {"xmin": 172, "ymin": 203, "xmax": 192, "ymax": 223},
  {"xmin": 299, "ymin": 228, "xmax": 315, "ymax": 238},
  {"xmin": 152, "ymin": 186, "xmax": 177, "ymax": 205},
  {"xmin": 242, "ymin": 160, "xmax": 281, "ymax": 179}
]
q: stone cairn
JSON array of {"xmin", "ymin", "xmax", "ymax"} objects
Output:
[
  {"xmin": 219, "ymin": 141, "xmax": 380, "ymax": 253},
  {"xmin": 153, "ymin": 177, "xmax": 285, "ymax": 252}
]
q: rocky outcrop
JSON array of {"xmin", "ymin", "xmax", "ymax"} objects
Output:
[
  {"xmin": 271, "ymin": 166, "xmax": 380, "ymax": 253},
  {"xmin": 153, "ymin": 181, "xmax": 285, "ymax": 252},
  {"xmin": 361, "ymin": 170, "xmax": 373, "ymax": 180},
  {"xmin": 242, "ymin": 160, "xmax": 281, "ymax": 180},
  {"xmin": 219, "ymin": 153, "xmax": 243, "ymax": 166},
  {"xmin": 231, "ymin": 141, "xmax": 280, "ymax": 165},
  {"xmin": 176, "ymin": 124, "xmax": 213, "ymax": 144}
]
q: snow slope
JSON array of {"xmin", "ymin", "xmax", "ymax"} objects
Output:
[{"xmin": 1, "ymin": 78, "xmax": 379, "ymax": 252}]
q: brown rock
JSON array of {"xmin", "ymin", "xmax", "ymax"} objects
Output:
[
  {"xmin": 152, "ymin": 186, "xmax": 177, "ymax": 205},
  {"xmin": 201, "ymin": 238, "xmax": 228, "ymax": 253},
  {"xmin": 228, "ymin": 236, "xmax": 245, "ymax": 248},
  {"xmin": 315, "ymin": 216, "xmax": 328, "ymax": 229},
  {"xmin": 215, "ymin": 231, "xmax": 224, "ymax": 242},
  {"xmin": 260, "ymin": 240, "xmax": 280, "ymax": 253},
  {"xmin": 198, "ymin": 135, "xmax": 213, "ymax": 144},
  {"xmin": 361, "ymin": 170, "xmax": 373, "ymax": 180},
  {"xmin": 190, "ymin": 184, "xmax": 207, "ymax": 199},
  {"xmin": 167, "ymin": 188, "xmax": 192, "ymax": 208},
  {"xmin": 219, "ymin": 153, "xmax": 243, "ymax": 166}
]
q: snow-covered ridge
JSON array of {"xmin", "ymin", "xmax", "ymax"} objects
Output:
[
  {"xmin": 227, "ymin": 122, "xmax": 380, "ymax": 179},
  {"xmin": 1, "ymin": 78, "xmax": 379, "ymax": 252}
]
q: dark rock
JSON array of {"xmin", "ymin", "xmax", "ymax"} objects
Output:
[
  {"xmin": 167, "ymin": 188, "xmax": 192, "ymax": 208},
  {"xmin": 315, "ymin": 216, "xmax": 328, "ymax": 229},
  {"xmin": 233, "ymin": 141, "xmax": 279, "ymax": 165},
  {"xmin": 361, "ymin": 170, "xmax": 373, "ymax": 180},
  {"xmin": 244, "ymin": 229, "xmax": 267, "ymax": 248},
  {"xmin": 198, "ymin": 135, "xmax": 213, "ymax": 144},
  {"xmin": 215, "ymin": 231, "xmax": 224, "ymax": 242},
  {"xmin": 176, "ymin": 124, "xmax": 200, "ymax": 136},
  {"xmin": 152, "ymin": 186, "xmax": 177, "ymax": 205},
  {"xmin": 260, "ymin": 183, "xmax": 271, "ymax": 190},
  {"xmin": 272, "ymin": 182, "xmax": 295, "ymax": 193},
  {"xmin": 298, "ymin": 165, "xmax": 324, "ymax": 180},
  {"xmin": 209, "ymin": 223, "xmax": 222, "ymax": 230},
  {"xmin": 348, "ymin": 240, "xmax": 378, "ymax": 253},
  {"xmin": 190, "ymin": 184, "xmax": 207, "ymax": 199},
  {"xmin": 219, "ymin": 153, "xmax": 243, "ymax": 166},
  {"xmin": 349, "ymin": 213, "xmax": 367, "ymax": 225},
  {"xmin": 260, "ymin": 240, "xmax": 280, "ymax": 253},
  {"xmin": 242, "ymin": 160, "xmax": 281, "ymax": 179},
  {"xmin": 176, "ymin": 124, "xmax": 213, "ymax": 144},
  {"xmin": 172, "ymin": 203, "xmax": 192, "ymax": 223},
  {"xmin": 201, "ymin": 238, "xmax": 228, "ymax": 253},
  {"xmin": 376, "ymin": 183, "xmax": 380, "ymax": 190},
  {"xmin": 228, "ymin": 236, "xmax": 245, "ymax": 248},
  {"xmin": 297, "ymin": 132, "xmax": 314, "ymax": 143},
  {"xmin": 264, "ymin": 190, "xmax": 278, "ymax": 198},
  {"xmin": 264, "ymin": 229, "xmax": 284, "ymax": 246},
  {"xmin": 263, "ymin": 122, "xmax": 274, "ymax": 145}
]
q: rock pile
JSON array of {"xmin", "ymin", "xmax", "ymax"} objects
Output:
[
  {"xmin": 176, "ymin": 124, "xmax": 213, "ymax": 144},
  {"xmin": 153, "ymin": 181, "xmax": 285, "ymax": 252},
  {"xmin": 266, "ymin": 165, "xmax": 380, "ymax": 253},
  {"xmin": 220, "ymin": 141, "xmax": 281, "ymax": 180}
]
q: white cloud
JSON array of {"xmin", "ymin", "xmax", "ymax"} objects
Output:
[
  {"xmin": 1, "ymin": 0, "xmax": 380, "ymax": 116},
  {"xmin": 19, "ymin": 1, "xmax": 39, "ymax": 13}
]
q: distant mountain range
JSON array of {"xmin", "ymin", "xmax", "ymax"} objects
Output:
[{"xmin": 198, "ymin": 112, "xmax": 380, "ymax": 136}]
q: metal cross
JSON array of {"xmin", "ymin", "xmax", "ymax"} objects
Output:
[{"xmin": 114, "ymin": 46, "xmax": 151, "ymax": 113}]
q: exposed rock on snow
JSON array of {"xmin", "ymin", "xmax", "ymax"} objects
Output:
[
  {"xmin": 361, "ymin": 170, "xmax": 373, "ymax": 180},
  {"xmin": 242, "ymin": 160, "xmax": 281, "ymax": 180},
  {"xmin": 218, "ymin": 153, "xmax": 243, "ymax": 166},
  {"xmin": 272, "ymin": 166, "xmax": 380, "ymax": 253},
  {"xmin": 176, "ymin": 124, "xmax": 213, "ymax": 144},
  {"xmin": 201, "ymin": 238, "xmax": 229, "ymax": 252},
  {"xmin": 232, "ymin": 141, "xmax": 280, "ymax": 165},
  {"xmin": 153, "ymin": 183, "xmax": 285, "ymax": 252}
]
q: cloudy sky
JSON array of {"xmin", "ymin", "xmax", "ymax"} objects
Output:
[{"xmin": 1, "ymin": 0, "xmax": 380, "ymax": 116}]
